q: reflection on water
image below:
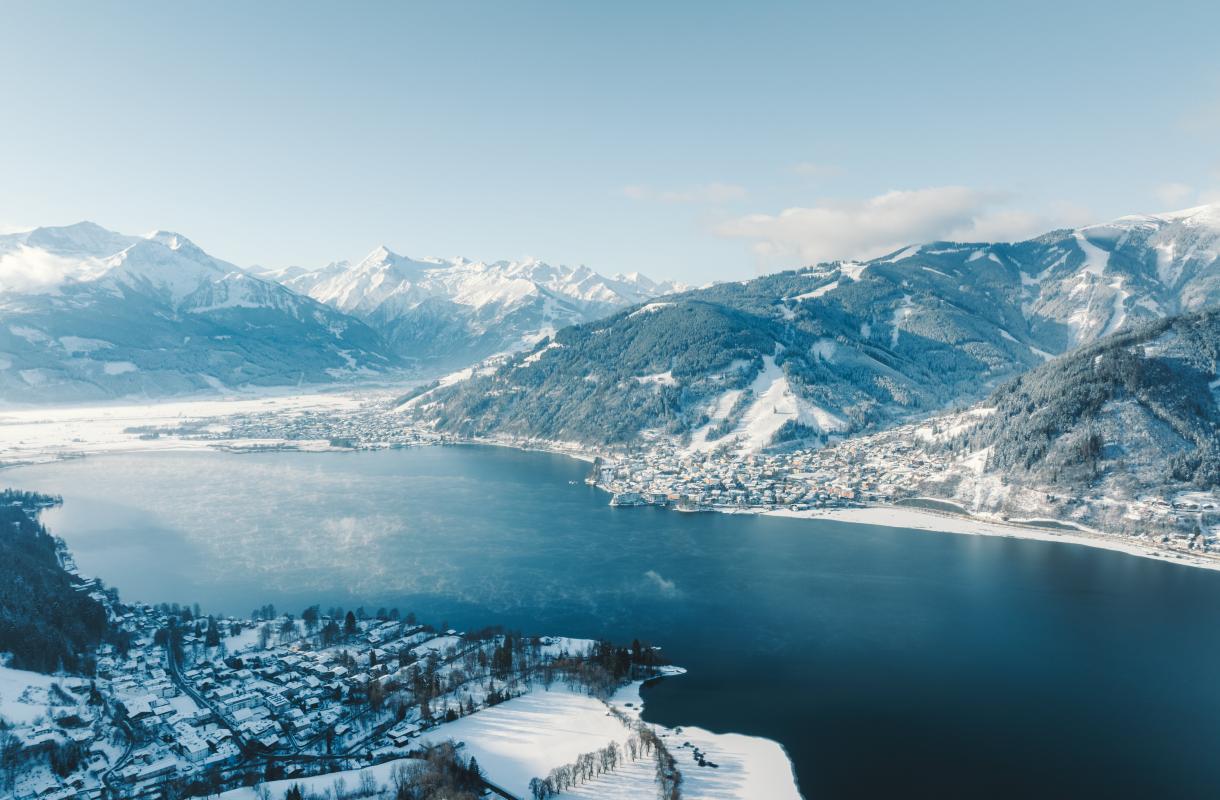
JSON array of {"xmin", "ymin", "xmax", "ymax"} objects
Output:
[{"xmin": 8, "ymin": 446, "xmax": 1220, "ymax": 799}]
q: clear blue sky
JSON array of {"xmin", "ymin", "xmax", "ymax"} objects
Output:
[{"xmin": 3, "ymin": 0, "xmax": 1218, "ymax": 283}]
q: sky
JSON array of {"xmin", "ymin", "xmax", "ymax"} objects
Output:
[{"xmin": 2, "ymin": 0, "xmax": 1219, "ymax": 284}]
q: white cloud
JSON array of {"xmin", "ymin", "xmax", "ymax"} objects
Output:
[
  {"xmin": 717, "ymin": 187, "xmax": 1071, "ymax": 265},
  {"xmin": 621, "ymin": 182, "xmax": 746, "ymax": 204},
  {"xmin": 0, "ymin": 246, "xmax": 87, "ymax": 293}
]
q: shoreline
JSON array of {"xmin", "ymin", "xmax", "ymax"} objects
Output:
[
  {"xmin": 4, "ymin": 398, "xmax": 1218, "ymax": 576},
  {"xmin": 446, "ymin": 436, "xmax": 1220, "ymax": 576},
  {"xmin": 768, "ymin": 504, "xmax": 1220, "ymax": 573}
]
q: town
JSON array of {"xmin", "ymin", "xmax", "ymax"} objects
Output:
[
  {"xmin": 110, "ymin": 391, "xmax": 1220, "ymax": 561},
  {"xmin": 1, "ymin": 589, "xmax": 661, "ymax": 800}
]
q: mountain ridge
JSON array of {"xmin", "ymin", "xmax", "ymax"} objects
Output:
[
  {"xmin": 263, "ymin": 247, "xmax": 684, "ymax": 369},
  {"xmin": 406, "ymin": 202, "xmax": 1220, "ymax": 450}
]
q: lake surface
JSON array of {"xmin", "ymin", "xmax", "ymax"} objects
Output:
[{"xmin": 8, "ymin": 446, "xmax": 1220, "ymax": 798}]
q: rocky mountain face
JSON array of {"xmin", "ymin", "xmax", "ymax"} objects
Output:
[
  {"xmin": 407, "ymin": 204, "xmax": 1220, "ymax": 450},
  {"xmin": 262, "ymin": 248, "xmax": 682, "ymax": 370},
  {"xmin": 0, "ymin": 223, "xmax": 397, "ymax": 403}
]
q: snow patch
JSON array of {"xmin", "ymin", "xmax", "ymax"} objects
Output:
[
  {"xmin": 102, "ymin": 361, "xmax": 138, "ymax": 375},
  {"xmin": 790, "ymin": 280, "xmax": 838, "ymax": 301},
  {"xmin": 634, "ymin": 371, "xmax": 678, "ymax": 387},
  {"xmin": 628, "ymin": 301, "xmax": 675, "ymax": 318}
]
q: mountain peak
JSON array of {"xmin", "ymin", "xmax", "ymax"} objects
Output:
[
  {"xmin": 14, "ymin": 221, "xmax": 137, "ymax": 260},
  {"xmin": 144, "ymin": 230, "xmax": 202, "ymax": 254}
]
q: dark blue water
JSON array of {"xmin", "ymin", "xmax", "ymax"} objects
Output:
[{"xmin": 8, "ymin": 446, "xmax": 1220, "ymax": 798}]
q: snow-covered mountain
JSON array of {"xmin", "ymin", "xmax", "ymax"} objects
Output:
[
  {"xmin": 971, "ymin": 203, "xmax": 1220, "ymax": 350},
  {"xmin": 407, "ymin": 202, "xmax": 1220, "ymax": 450},
  {"xmin": 260, "ymin": 249, "xmax": 683, "ymax": 368},
  {"xmin": 0, "ymin": 222, "xmax": 397, "ymax": 403}
]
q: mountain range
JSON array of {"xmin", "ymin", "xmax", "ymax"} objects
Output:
[
  {"xmin": 0, "ymin": 224, "xmax": 676, "ymax": 403},
  {"xmin": 0, "ymin": 223, "xmax": 395, "ymax": 403},
  {"xmin": 260, "ymin": 249, "xmax": 682, "ymax": 370},
  {"xmin": 406, "ymin": 203, "xmax": 1220, "ymax": 451}
]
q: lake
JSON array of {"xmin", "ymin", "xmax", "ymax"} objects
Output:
[{"xmin": 7, "ymin": 445, "xmax": 1220, "ymax": 798}]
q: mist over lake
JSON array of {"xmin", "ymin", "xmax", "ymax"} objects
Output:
[{"xmin": 9, "ymin": 445, "xmax": 1220, "ymax": 798}]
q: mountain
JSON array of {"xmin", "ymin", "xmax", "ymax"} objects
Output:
[
  {"xmin": 262, "ymin": 248, "xmax": 683, "ymax": 369},
  {"xmin": 0, "ymin": 222, "xmax": 397, "ymax": 403},
  {"xmin": 898, "ymin": 308, "xmax": 1220, "ymax": 536},
  {"xmin": 405, "ymin": 203, "xmax": 1220, "ymax": 450}
]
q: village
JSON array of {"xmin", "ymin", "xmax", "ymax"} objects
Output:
[
  {"xmin": 593, "ymin": 429, "xmax": 938, "ymax": 511},
  {"xmin": 590, "ymin": 421, "xmax": 1220, "ymax": 558},
  {"xmin": 0, "ymin": 592, "xmax": 633, "ymax": 800}
]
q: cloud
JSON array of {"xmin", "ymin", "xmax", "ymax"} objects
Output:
[
  {"xmin": 621, "ymin": 182, "xmax": 747, "ymax": 204},
  {"xmin": 0, "ymin": 246, "xmax": 86, "ymax": 293},
  {"xmin": 792, "ymin": 162, "xmax": 844, "ymax": 178},
  {"xmin": 717, "ymin": 186, "xmax": 1068, "ymax": 265},
  {"xmin": 642, "ymin": 569, "xmax": 679, "ymax": 596}
]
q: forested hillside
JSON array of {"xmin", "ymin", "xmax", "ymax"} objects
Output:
[
  {"xmin": 405, "ymin": 251, "xmax": 1055, "ymax": 447},
  {"xmin": 956, "ymin": 309, "xmax": 1220, "ymax": 491},
  {"xmin": 407, "ymin": 204, "xmax": 1220, "ymax": 451},
  {"xmin": 0, "ymin": 490, "xmax": 111, "ymax": 672}
]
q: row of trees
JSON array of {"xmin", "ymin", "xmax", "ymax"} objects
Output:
[{"xmin": 528, "ymin": 740, "xmax": 624, "ymax": 798}]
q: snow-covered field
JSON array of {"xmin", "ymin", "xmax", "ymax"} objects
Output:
[
  {"xmin": 420, "ymin": 677, "xmax": 801, "ymax": 800},
  {"xmin": 215, "ymin": 758, "xmax": 423, "ymax": 800},
  {"xmin": 767, "ymin": 505, "xmax": 1220, "ymax": 573},
  {"xmin": 0, "ymin": 665, "xmax": 86, "ymax": 726},
  {"xmin": 0, "ymin": 389, "xmax": 372, "ymax": 464}
]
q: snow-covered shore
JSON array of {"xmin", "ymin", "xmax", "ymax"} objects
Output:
[
  {"xmin": 417, "ymin": 671, "xmax": 801, "ymax": 799},
  {"xmin": 766, "ymin": 505, "xmax": 1220, "ymax": 573},
  {"xmin": 209, "ymin": 670, "xmax": 802, "ymax": 800}
]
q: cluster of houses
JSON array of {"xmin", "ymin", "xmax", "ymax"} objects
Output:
[
  {"xmin": 4, "ymin": 599, "xmax": 478, "ymax": 800},
  {"xmin": 178, "ymin": 621, "xmax": 459, "ymax": 755},
  {"xmin": 596, "ymin": 435, "xmax": 941, "ymax": 511}
]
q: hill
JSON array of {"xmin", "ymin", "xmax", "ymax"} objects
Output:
[{"xmin": 0, "ymin": 490, "xmax": 110, "ymax": 673}]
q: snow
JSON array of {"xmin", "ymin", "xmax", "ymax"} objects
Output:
[
  {"xmin": 765, "ymin": 505, "xmax": 1220, "ymax": 573},
  {"xmin": 58, "ymin": 336, "xmax": 112, "ymax": 354},
  {"xmin": 419, "ymin": 679, "xmax": 802, "ymax": 800},
  {"xmin": 519, "ymin": 341, "xmax": 563, "ymax": 366},
  {"xmin": 1099, "ymin": 277, "xmax": 1130, "ymax": 338},
  {"xmin": 421, "ymin": 685, "xmax": 629, "ymax": 796},
  {"xmin": 790, "ymin": 279, "xmax": 838, "ymax": 301},
  {"xmin": 0, "ymin": 665, "xmax": 85, "ymax": 726},
  {"xmin": 890, "ymin": 294, "xmax": 914, "ymax": 348},
  {"xmin": 102, "ymin": 361, "xmax": 137, "ymax": 375},
  {"xmin": 1073, "ymin": 231, "xmax": 1109, "ymax": 276},
  {"xmin": 217, "ymin": 758, "xmax": 423, "ymax": 800},
  {"xmin": 921, "ymin": 266, "xmax": 950, "ymax": 278},
  {"xmin": 838, "ymin": 262, "xmax": 869, "ymax": 281},
  {"xmin": 635, "ymin": 371, "xmax": 678, "ymax": 387},
  {"xmin": 812, "ymin": 338, "xmax": 837, "ymax": 362},
  {"xmin": 880, "ymin": 245, "xmax": 920, "ymax": 262},
  {"xmin": 0, "ymin": 390, "xmax": 369, "ymax": 464},
  {"xmin": 727, "ymin": 356, "xmax": 847, "ymax": 452},
  {"xmin": 628, "ymin": 301, "xmax": 675, "ymax": 318},
  {"xmin": 9, "ymin": 325, "xmax": 50, "ymax": 344}
]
